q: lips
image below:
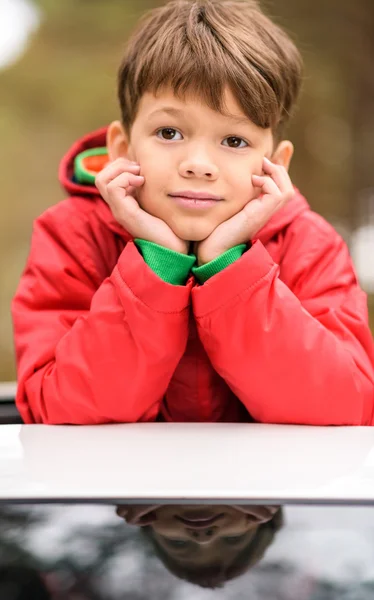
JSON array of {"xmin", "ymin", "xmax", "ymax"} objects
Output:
[
  {"xmin": 169, "ymin": 191, "xmax": 223, "ymax": 201},
  {"xmin": 176, "ymin": 513, "xmax": 224, "ymax": 529},
  {"xmin": 168, "ymin": 192, "xmax": 223, "ymax": 209}
]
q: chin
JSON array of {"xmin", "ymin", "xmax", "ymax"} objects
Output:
[{"xmin": 170, "ymin": 218, "xmax": 217, "ymax": 242}]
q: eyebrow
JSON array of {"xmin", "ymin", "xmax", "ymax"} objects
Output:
[
  {"xmin": 148, "ymin": 107, "xmax": 252, "ymax": 128},
  {"xmin": 148, "ymin": 107, "xmax": 184, "ymax": 120},
  {"xmin": 227, "ymin": 115, "xmax": 252, "ymax": 126}
]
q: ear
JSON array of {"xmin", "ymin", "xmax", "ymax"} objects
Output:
[
  {"xmin": 106, "ymin": 120, "xmax": 133, "ymax": 161},
  {"xmin": 270, "ymin": 140, "xmax": 294, "ymax": 171}
]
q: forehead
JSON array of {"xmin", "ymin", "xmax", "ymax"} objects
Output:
[{"xmin": 136, "ymin": 86, "xmax": 271, "ymax": 137}]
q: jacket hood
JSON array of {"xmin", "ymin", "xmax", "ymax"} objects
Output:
[
  {"xmin": 59, "ymin": 126, "xmax": 108, "ymax": 198},
  {"xmin": 59, "ymin": 127, "xmax": 310, "ymax": 244}
]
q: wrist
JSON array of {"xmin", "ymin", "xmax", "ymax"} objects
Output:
[
  {"xmin": 197, "ymin": 248, "xmax": 225, "ymax": 266},
  {"xmin": 153, "ymin": 239, "xmax": 189, "ymax": 255},
  {"xmin": 193, "ymin": 243, "xmax": 247, "ymax": 282},
  {"xmin": 134, "ymin": 239, "xmax": 196, "ymax": 285}
]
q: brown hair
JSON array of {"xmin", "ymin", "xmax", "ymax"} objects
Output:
[{"xmin": 117, "ymin": 0, "xmax": 303, "ymax": 141}]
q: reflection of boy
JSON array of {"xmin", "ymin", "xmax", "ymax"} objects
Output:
[
  {"xmin": 12, "ymin": 0, "xmax": 374, "ymax": 425},
  {"xmin": 116, "ymin": 504, "xmax": 282, "ymax": 588}
]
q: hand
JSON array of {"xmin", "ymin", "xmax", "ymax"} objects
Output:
[
  {"xmin": 95, "ymin": 158, "xmax": 189, "ymax": 254},
  {"xmin": 116, "ymin": 504, "xmax": 159, "ymax": 526},
  {"xmin": 195, "ymin": 157, "xmax": 295, "ymax": 265},
  {"xmin": 233, "ymin": 505, "xmax": 280, "ymax": 528}
]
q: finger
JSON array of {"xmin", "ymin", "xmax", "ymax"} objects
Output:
[
  {"xmin": 100, "ymin": 165, "xmax": 141, "ymax": 187},
  {"xmin": 101, "ymin": 174, "xmax": 144, "ymax": 205},
  {"xmin": 101, "ymin": 157, "xmax": 140, "ymax": 177},
  {"xmin": 105, "ymin": 178, "xmax": 144, "ymax": 226},
  {"xmin": 252, "ymin": 174, "xmax": 280, "ymax": 198},
  {"xmin": 233, "ymin": 505, "xmax": 279, "ymax": 518},
  {"xmin": 121, "ymin": 505, "xmax": 159, "ymax": 525},
  {"xmin": 262, "ymin": 157, "xmax": 293, "ymax": 194},
  {"xmin": 245, "ymin": 507, "xmax": 279, "ymax": 521},
  {"xmin": 109, "ymin": 156, "xmax": 140, "ymax": 170},
  {"xmin": 107, "ymin": 172, "xmax": 144, "ymax": 192},
  {"xmin": 116, "ymin": 505, "xmax": 129, "ymax": 518},
  {"xmin": 95, "ymin": 159, "xmax": 141, "ymax": 187},
  {"xmin": 127, "ymin": 185, "xmax": 136, "ymax": 197}
]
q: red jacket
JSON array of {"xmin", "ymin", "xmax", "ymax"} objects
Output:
[{"xmin": 12, "ymin": 127, "xmax": 374, "ymax": 425}]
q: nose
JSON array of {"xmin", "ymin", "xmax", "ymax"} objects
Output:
[
  {"xmin": 187, "ymin": 527, "xmax": 218, "ymax": 543},
  {"xmin": 179, "ymin": 149, "xmax": 219, "ymax": 180}
]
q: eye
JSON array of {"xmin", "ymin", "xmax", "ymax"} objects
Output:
[
  {"xmin": 222, "ymin": 136, "xmax": 248, "ymax": 149},
  {"xmin": 156, "ymin": 128, "xmax": 183, "ymax": 141},
  {"xmin": 222, "ymin": 534, "xmax": 247, "ymax": 545}
]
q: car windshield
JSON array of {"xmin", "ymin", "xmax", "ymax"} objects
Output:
[{"xmin": 0, "ymin": 502, "xmax": 373, "ymax": 598}]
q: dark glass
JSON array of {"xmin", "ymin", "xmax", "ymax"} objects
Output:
[{"xmin": 0, "ymin": 503, "xmax": 373, "ymax": 598}]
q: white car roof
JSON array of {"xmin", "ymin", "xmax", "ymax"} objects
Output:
[{"xmin": 1, "ymin": 423, "xmax": 374, "ymax": 504}]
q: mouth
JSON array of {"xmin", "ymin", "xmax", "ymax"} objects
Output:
[
  {"xmin": 175, "ymin": 513, "xmax": 224, "ymax": 529},
  {"xmin": 168, "ymin": 191, "xmax": 223, "ymax": 209}
]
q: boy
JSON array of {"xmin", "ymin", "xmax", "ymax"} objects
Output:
[
  {"xmin": 12, "ymin": 0, "xmax": 374, "ymax": 425},
  {"xmin": 116, "ymin": 504, "xmax": 282, "ymax": 588}
]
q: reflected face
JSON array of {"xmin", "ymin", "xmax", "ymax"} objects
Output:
[
  {"xmin": 114, "ymin": 87, "xmax": 274, "ymax": 241},
  {"xmin": 116, "ymin": 504, "xmax": 278, "ymax": 569}
]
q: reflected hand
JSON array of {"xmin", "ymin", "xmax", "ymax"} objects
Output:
[
  {"xmin": 233, "ymin": 505, "xmax": 280, "ymax": 527},
  {"xmin": 116, "ymin": 504, "xmax": 159, "ymax": 526}
]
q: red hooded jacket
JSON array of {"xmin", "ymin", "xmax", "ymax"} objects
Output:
[{"xmin": 11, "ymin": 128, "xmax": 374, "ymax": 425}]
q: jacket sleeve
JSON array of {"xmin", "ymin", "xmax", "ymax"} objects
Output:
[
  {"xmin": 11, "ymin": 207, "xmax": 191, "ymax": 425},
  {"xmin": 191, "ymin": 217, "xmax": 374, "ymax": 426}
]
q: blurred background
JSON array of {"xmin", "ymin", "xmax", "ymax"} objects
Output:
[{"xmin": 0, "ymin": 0, "xmax": 373, "ymax": 381}]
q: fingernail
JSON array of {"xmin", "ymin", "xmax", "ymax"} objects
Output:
[{"xmin": 263, "ymin": 157, "xmax": 271, "ymax": 163}]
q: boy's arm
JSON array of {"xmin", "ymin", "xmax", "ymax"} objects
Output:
[
  {"xmin": 191, "ymin": 217, "xmax": 374, "ymax": 426},
  {"xmin": 11, "ymin": 203, "xmax": 191, "ymax": 425}
]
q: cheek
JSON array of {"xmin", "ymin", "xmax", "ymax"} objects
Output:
[
  {"xmin": 151, "ymin": 521, "xmax": 184, "ymax": 536},
  {"xmin": 226, "ymin": 160, "xmax": 261, "ymax": 206},
  {"xmin": 136, "ymin": 149, "xmax": 169, "ymax": 201},
  {"xmin": 224, "ymin": 172, "xmax": 254, "ymax": 214}
]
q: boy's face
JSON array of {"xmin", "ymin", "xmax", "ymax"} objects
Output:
[
  {"xmin": 117, "ymin": 504, "xmax": 278, "ymax": 571},
  {"xmin": 107, "ymin": 87, "xmax": 291, "ymax": 242}
]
